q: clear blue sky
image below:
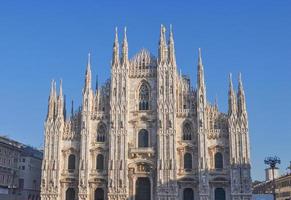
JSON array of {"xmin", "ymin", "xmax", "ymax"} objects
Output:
[{"xmin": 0, "ymin": 0, "xmax": 290, "ymax": 181}]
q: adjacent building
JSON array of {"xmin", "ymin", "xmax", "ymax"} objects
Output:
[
  {"xmin": 253, "ymin": 173, "xmax": 291, "ymax": 200},
  {"xmin": 41, "ymin": 25, "xmax": 252, "ymax": 200},
  {"xmin": 0, "ymin": 136, "xmax": 43, "ymax": 200}
]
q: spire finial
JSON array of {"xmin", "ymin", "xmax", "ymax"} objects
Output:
[
  {"xmin": 53, "ymin": 80, "xmax": 57, "ymax": 100},
  {"xmin": 112, "ymin": 27, "xmax": 120, "ymax": 66},
  {"xmin": 114, "ymin": 26, "xmax": 118, "ymax": 45},
  {"xmin": 59, "ymin": 79, "xmax": 63, "ymax": 97},
  {"xmin": 122, "ymin": 26, "xmax": 128, "ymax": 65},
  {"xmin": 215, "ymin": 95, "xmax": 218, "ymax": 108},
  {"xmin": 84, "ymin": 53, "xmax": 92, "ymax": 91},
  {"xmin": 198, "ymin": 48, "xmax": 203, "ymax": 65},
  {"xmin": 229, "ymin": 73, "xmax": 233, "ymax": 89},
  {"xmin": 238, "ymin": 72, "xmax": 243, "ymax": 88},
  {"xmin": 50, "ymin": 79, "xmax": 54, "ymax": 97},
  {"xmin": 95, "ymin": 74, "xmax": 98, "ymax": 91},
  {"xmin": 71, "ymin": 99, "xmax": 74, "ymax": 118}
]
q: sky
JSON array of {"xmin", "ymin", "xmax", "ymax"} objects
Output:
[{"xmin": 0, "ymin": 0, "xmax": 291, "ymax": 181}]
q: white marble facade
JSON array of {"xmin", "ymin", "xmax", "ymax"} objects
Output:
[{"xmin": 40, "ymin": 25, "xmax": 252, "ymax": 200}]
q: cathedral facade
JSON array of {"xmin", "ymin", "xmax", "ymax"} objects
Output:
[{"xmin": 40, "ymin": 25, "xmax": 252, "ymax": 200}]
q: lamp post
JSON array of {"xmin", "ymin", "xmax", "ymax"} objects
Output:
[{"xmin": 264, "ymin": 156, "xmax": 281, "ymax": 200}]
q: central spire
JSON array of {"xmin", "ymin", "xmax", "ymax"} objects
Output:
[
  {"xmin": 197, "ymin": 48, "xmax": 205, "ymax": 90},
  {"xmin": 84, "ymin": 53, "xmax": 92, "ymax": 91}
]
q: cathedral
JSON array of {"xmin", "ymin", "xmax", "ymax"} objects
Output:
[{"xmin": 40, "ymin": 25, "xmax": 252, "ymax": 200}]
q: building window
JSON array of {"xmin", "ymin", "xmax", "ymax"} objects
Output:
[
  {"xmin": 183, "ymin": 188, "xmax": 194, "ymax": 200},
  {"xmin": 139, "ymin": 82, "xmax": 150, "ymax": 110},
  {"xmin": 215, "ymin": 188, "xmax": 225, "ymax": 200},
  {"xmin": 138, "ymin": 129, "xmax": 149, "ymax": 148},
  {"xmin": 66, "ymin": 188, "xmax": 75, "ymax": 200},
  {"xmin": 97, "ymin": 123, "xmax": 106, "ymax": 142},
  {"xmin": 95, "ymin": 188, "xmax": 104, "ymax": 200},
  {"xmin": 215, "ymin": 152, "xmax": 223, "ymax": 169},
  {"xmin": 183, "ymin": 122, "xmax": 192, "ymax": 140},
  {"xmin": 184, "ymin": 153, "xmax": 192, "ymax": 171},
  {"xmin": 68, "ymin": 154, "xmax": 76, "ymax": 170},
  {"xmin": 96, "ymin": 154, "xmax": 104, "ymax": 170}
]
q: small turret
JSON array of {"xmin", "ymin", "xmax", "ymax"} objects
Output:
[
  {"xmin": 47, "ymin": 80, "xmax": 56, "ymax": 120},
  {"xmin": 121, "ymin": 27, "xmax": 129, "ymax": 66},
  {"xmin": 112, "ymin": 27, "xmax": 120, "ymax": 67},
  {"xmin": 237, "ymin": 73, "xmax": 247, "ymax": 115},
  {"xmin": 168, "ymin": 24, "xmax": 176, "ymax": 66},
  {"xmin": 158, "ymin": 24, "xmax": 167, "ymax": 64},
  {"xmin": 56, "ymin": 79, "xmax": 64, "ymax": 118},
  {"xmin": 228, "ymin": 73, "xmax": 237, "ymax": 116}
]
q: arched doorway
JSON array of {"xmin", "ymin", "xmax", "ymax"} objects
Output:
[
  {"xmin": 66, "ymin": 188, "xmax": 75, "ymax": 200},
  {"xmin": 95, "ymin": 188, "xmax": 104, "ymax": 200},
  {"xmin": 136, "ymin": 177, "xmax": 151, "ymax": 200},
  {"xmin": 215, "ymin": 188, "xmax": 225, "ymax": 200},
  {"xmin": 183, "ymin": 188, "xmax": 194, "ymax": 200}
]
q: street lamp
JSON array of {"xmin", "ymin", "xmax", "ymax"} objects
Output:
[{"xmin": 264, "ymin": 156, "xmax": 281, "ymax": 200}]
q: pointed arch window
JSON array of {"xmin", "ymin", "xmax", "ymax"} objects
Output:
[
  {"xmin": 138, "ymin": 129, "xmax": 149, "ymax": 148},
  {"xmin": 215, "ymin": 188, "xmax": 226, "ymax": 200},
  {"xmin": 96, "ymin": 154, "xmax": 104, "ymax": 170},
  {"xmin": 66, "ymin": 188, "xmax": 76, "ymax": 200},
  {"xmin": 183, "ymin": 188, "xmax": 194, "ymax": 200},
  {"xmin": 68, "ymin": 154, "xmax": 76, "ymax": 170},
  {"xmin": 184, "ymin": 153, "xmax": 192, "ymax": 171},
  {"xmin": 139, "ymin": 83, "xmax": 150, "ymax": 110},
  {"xmin": 215, "ymin": 152, "xmax": 223, "ymax": 169},
  {"xmin": 97, "ymin": 123, "xmax": 106, "ymax": 142},
  {"xmin": 183, "ymin": 122, "xmax": 192, "ymax": 140},
  {"xmin": 95, "ymin": 188, "xmax": 104, "ymax": 200}
]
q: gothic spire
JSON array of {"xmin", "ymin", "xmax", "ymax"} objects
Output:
[
  {"xmin": 71, "ymin": 99, "xmax": 74, "ymax": 118},
  {"xmin": 57, "ymin": 79, "xmax": 64, "ymax": 118},
  {"xmin": 228, "ymin": 73, "xmax": 237, "ymax": 116},
  {"xmin": 168, "ymin": 24, "xmax": 176, "ymax": 66},
  {"xmin": 197, "ymin": 48, "xmax": 206, "ymax": 91},
  {"xmin": 121, "ymin": 27, "xmax": 129, "ymax": 65},
  {"xmin": 158, "ymin": 24, "xmax": 167, "ymax": 64},
  {"xmin": 84, "ymin": 53, "xmax": 92, "ymax": 91},
  {"xmin": 47, "ymin": 80, "xmax": 56, "ymax": 120},
  {"xmin": 237, "ymin": 73, "xmax": 246, "ymax": 115},
  {"xmin": 95, "ymin": 74, "xmax": 99, "ymax": 92},
  {"xmin": 112, "ymin": 27, "xmax": 120, "ymax": 66}
]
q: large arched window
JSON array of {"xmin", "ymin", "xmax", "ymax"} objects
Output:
[
  {"xmin": 138, "ymin": 129, "xmax": 149, "ymax": 148},
  {"xmin": 183, "ymin": 188, "xmax": 194, "ymax": 200},
  {"xmin": 139, "ymin": 83, "xmax": 150, "ymax": 110},
  {"xmin": 68, "ymin": 154, "xmax": 76, "ymax": 170},
  {"xmin": 95, "ymin": 188, "xmax": 104, "ymax": 200},
  {"xmin": 96, "ymin": 154, "xmax": 104, "ymax": 170},
  {"xmin": 215, "ymin": 152, "xmax": 223, "ymax": 169},
  {"xmin": 66, "ymin": 188, "xmax": 75, "ymax": 200},
  {"xmin": 97, "ymin": 123, "xmax": 106, "ymax": 142},
  {"xmin": 184, "ymin": 153, "xmax": 192, "ymax": 171},
  {"xmin": 215, "ymin": 188, "xmax": 225, "ymax": 200},
  {"xmin": 183, "ymin": 122, "xmax": 192, "ymax": 140}
]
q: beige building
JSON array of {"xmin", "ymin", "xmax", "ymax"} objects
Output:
[{"xmin": 41, "ymin": 25, "xmax": 252, "ymax": 200}]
